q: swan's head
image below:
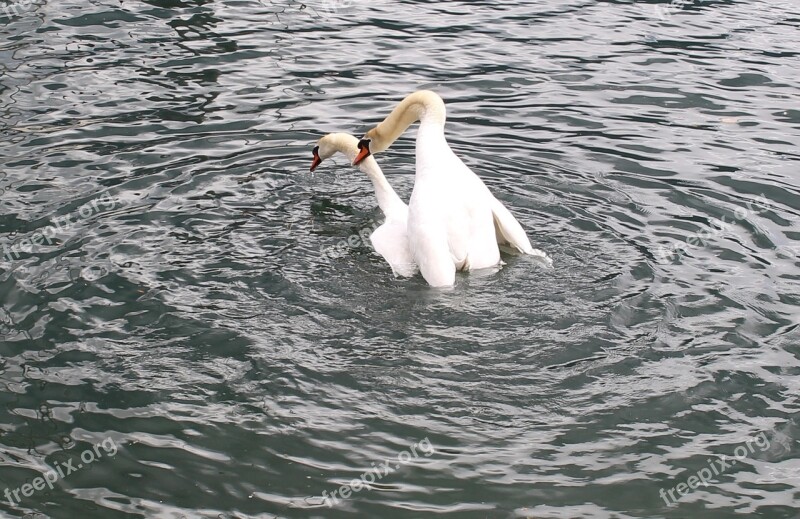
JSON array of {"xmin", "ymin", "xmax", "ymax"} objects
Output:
[
  {"xmin": 353, "ymin": 90, "xmax": 445, "ymax": 165},
  {"xmin": 352, "ymin": 127, "xmax": 389, "ymax": 166},
  {"xmin": 310, "ymin": 145, "xmax": 323, "ymax": 172},
  {"xmin": 310, "ymin": 133, "xmax": 360, "ymax": 172}
]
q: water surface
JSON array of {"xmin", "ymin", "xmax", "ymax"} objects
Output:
[{"xmin": 1, "ymin": 0, "xmax": 799, "ymax": 517}]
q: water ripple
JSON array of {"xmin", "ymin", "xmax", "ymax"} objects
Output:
[{"xmin": 1, "ymin": 0, "xmax": 799, "ymax": 517}]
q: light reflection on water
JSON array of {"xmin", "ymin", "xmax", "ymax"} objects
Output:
[{"xmin": 1, "ymin": 0, "xmax": 799, "ymax": 517}]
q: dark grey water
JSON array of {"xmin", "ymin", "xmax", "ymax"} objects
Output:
[{"xmin": 1, "ymin": 0, "xmax": 799, "ymax": 517}]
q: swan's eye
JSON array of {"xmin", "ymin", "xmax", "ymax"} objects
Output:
[
  {"xmin": 357, "ymin": 139, "xmax": 371, "ymax": 150},
  {"xmin": 312, "ymin": 145, "xmax": 320, "ymax": 157}
]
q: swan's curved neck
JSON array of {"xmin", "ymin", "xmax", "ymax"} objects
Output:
[
  {"xmin": 359, "ymin": 158, "xmax": 406, "ymax": 217},
  {"xmin": 316, "ymin": 133, "xmax": 406, "ymax": 217},
  {"xmin": 370, "ymin": 90, "xmax": 446, "ymax": 152}
]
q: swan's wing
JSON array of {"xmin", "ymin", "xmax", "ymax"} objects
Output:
[
  {"xmin": 370, "ymin": 220, "xmax": 418, "ymax": 278},
  {"xmin": 462, "ymin": 200, "xmax": 501, "ymax": 271},
  {"xmin": 408, "ymin": 211, "xmax": 456, "ymax": 287},
  {"xmin": 413, "ymin": 227, "xmax": 456, "ymax": 287},
  {"xmin": 489, "ymin": 195, "xmax": 530, "ymax": 251},
  {"xmin": 405, "ymin": 175, "xmax": 459, "ymax": 286},
  {"xmin": 489, "ymin": 195, "xmax": 553, "ymax": 265}
]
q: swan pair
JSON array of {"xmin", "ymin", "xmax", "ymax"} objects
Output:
[{"xmin": 310, "ymin": 90, "xmax": 551, "ymax": 287}]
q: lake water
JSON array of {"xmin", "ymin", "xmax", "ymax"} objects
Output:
[{"xmin": 1, "ymin": 0, "xmax": 799, "ymax": 517}]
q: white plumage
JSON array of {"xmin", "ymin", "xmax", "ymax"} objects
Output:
[
  {"xmin": 353, "ymin": 90, "xmax": 551, "ymax": 287},
  {"xmin": 312, "ymin": 133, "xmax": 416, "ymax": 278}
]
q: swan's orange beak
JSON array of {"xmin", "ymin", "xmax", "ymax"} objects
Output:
[
  {"xmin": 310, "ymin": 146, "xmax": 322, "ymax": 172},
  {"xmin": 353, "ymin": 139, "xmax": 371, "ymax": 166}
]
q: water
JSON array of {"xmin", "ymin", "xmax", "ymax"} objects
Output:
[{"xmin": 1, "ymin": 0, "xmax": 799, "ymax": 517}]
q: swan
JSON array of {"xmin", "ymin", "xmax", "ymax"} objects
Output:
[
  {"xmin": 352, "ymin": 90, "xmax": 551, "ymax": 287},
  {"xmin": 310, "ymin": 133, "xmax": 417, "ymax": 278}
]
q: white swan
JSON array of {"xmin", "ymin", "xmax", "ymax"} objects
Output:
[
  {"xmin": 352, "ymin": 90, "xmax": 551, "ymax": 287},
  {"xmin": 311, "ymin": 133, "xmax": 417, "ymax": 278}
]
